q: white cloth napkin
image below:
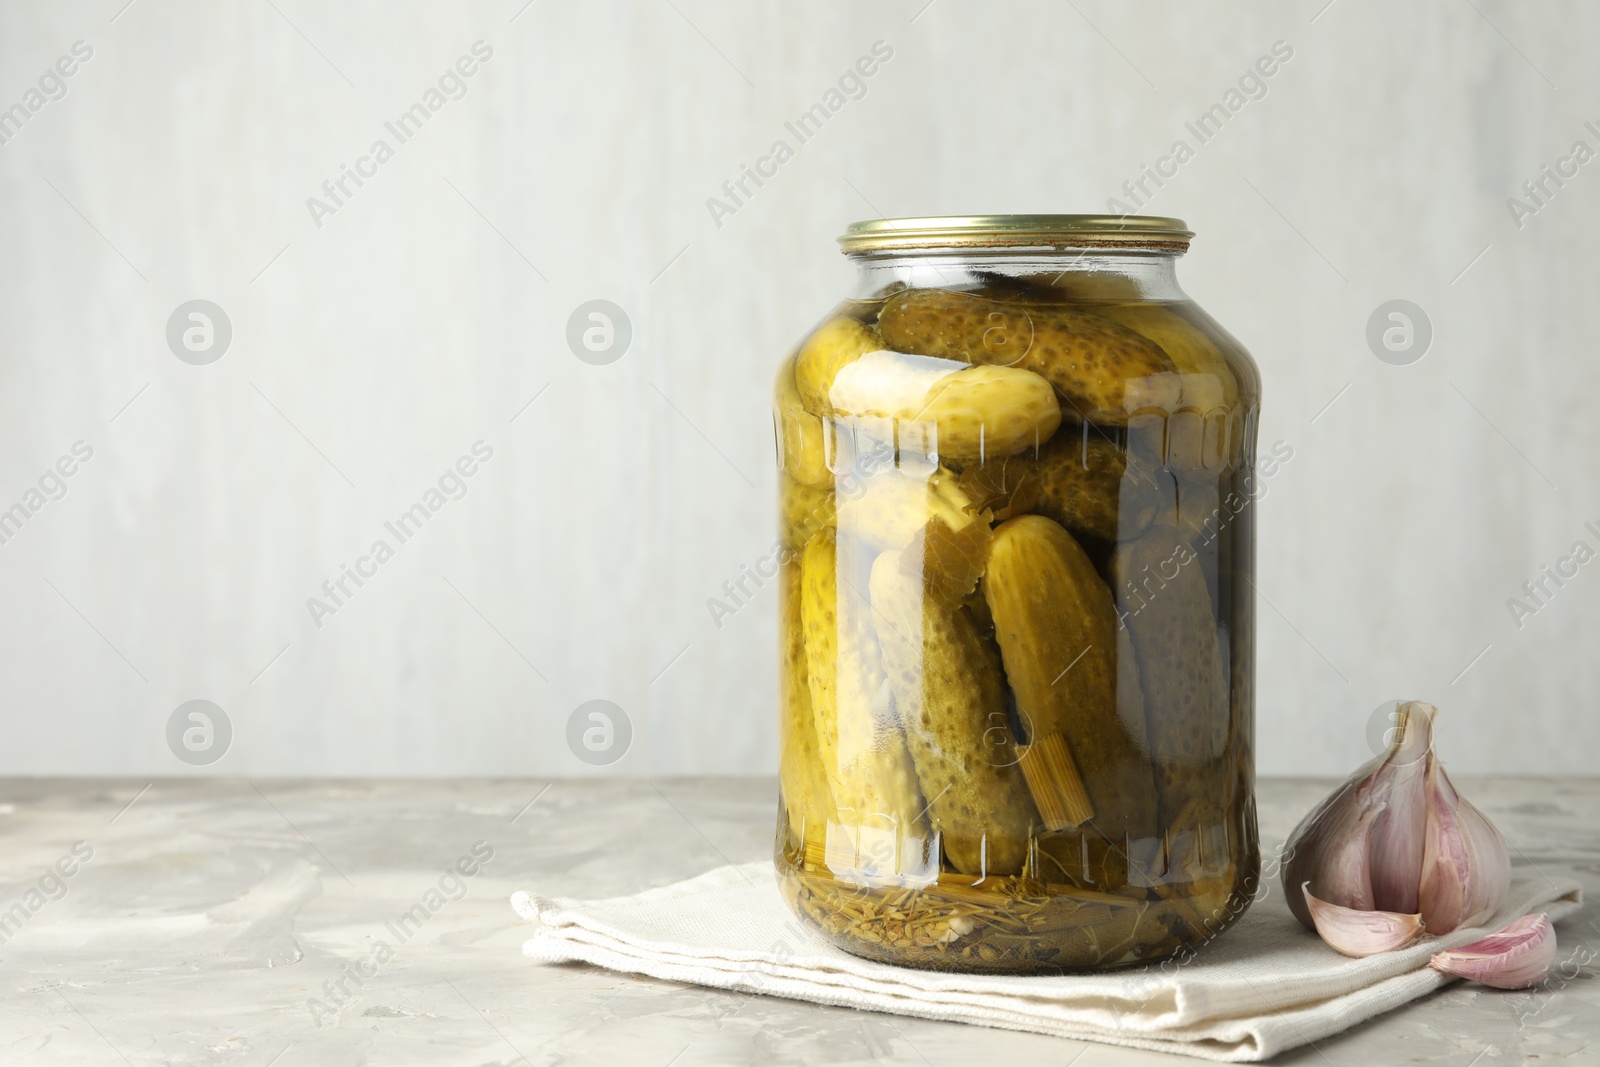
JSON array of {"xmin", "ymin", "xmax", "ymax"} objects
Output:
[{"xmin": 511, "ymin": 864, "xmax": 1581, "ymax": 1062}]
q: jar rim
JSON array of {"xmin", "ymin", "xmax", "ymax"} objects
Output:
[{"xmin": 838, "ymin": 214, "xmax": 1193, "ymax": 255}]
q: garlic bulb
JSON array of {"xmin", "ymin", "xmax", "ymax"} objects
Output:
[
  {"xmin": 1429, "ymin": 913, "xmax": 1556, "ymax": 989},
  {"xmin": 1281, "ymin": 700, "xmax": 1511, "ymax": 937}
]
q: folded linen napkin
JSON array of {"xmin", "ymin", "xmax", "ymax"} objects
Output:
[{"xmin": 511, "ymin": 863, "xmax": 1581, "ymax": 1062}]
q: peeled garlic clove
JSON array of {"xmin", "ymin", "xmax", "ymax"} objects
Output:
[
  {"xmin": 1418, "ymin": 757, "xmax": 1511, "ymax": 934},
  {"xmin": 1362, "ymin": 701, "xmax": 1434, "ymax": 914},
  {"xmin": 1302, "ymin": 884, "xmax": 1424, "ymax": 957},
  {"xmin": 1429, "ymin": 913, "xmax": 1556, "ymax": 989}
]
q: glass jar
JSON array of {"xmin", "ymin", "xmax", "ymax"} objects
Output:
[{"xmin": 772, "ymin": 215, "xmax": 1261, "ymax": 973}]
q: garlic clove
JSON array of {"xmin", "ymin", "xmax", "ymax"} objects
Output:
[
  {"xmin": 1306, "ymin": 800, "xmax": 1381, "ymax": 913},
  {"xmin": 1302, "ymin": 883, "xmax": 1424, "ymax": 957},
  {"xmin": 1361, "ymin": 701, "xmax": 1434, "ymax": 915},
  {"xmin": 1418, "ymin": 756, "xmax": 1510, "ymax": 935},
  {"xmin": 1281, "ymin": 700, "xmax": 1432, "ymax": 929},
  {"xmin": 1429, "ymin": 913, "xmax": 1556, "ymax": 989},
  {"xmin": 1282, "ymin": 779, "xmax": 1373, "ymax": 929}
]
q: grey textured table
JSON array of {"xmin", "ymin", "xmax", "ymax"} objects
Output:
[{"xmin": 0, "ymin": 777, "xmax": 1593, "ymax": 1065}]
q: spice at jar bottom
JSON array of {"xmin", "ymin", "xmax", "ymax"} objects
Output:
[{"xmin": 773, "ymin": 216, "xmax": 1262, "ymax": 973}]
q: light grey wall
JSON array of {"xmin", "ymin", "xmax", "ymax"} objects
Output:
[{"xmin": 0, "ymin": 1, "xmax": 1594, "ymax": 777}]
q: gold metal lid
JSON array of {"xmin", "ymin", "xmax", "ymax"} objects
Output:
[{"xmin": 838, "ymin": 214, "xmax": 1193, "ymax": 254}]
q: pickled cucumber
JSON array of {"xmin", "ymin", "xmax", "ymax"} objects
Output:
[
  {"xmin": 801, "ymin": 530, "xmax": 929, "ymax": 880},
  {"xmin": 984, "ymin": 516, "xmax": 1160, "ymax": 845},
  {"xmin": 827, "ymin": 349, "xmax": 1062, "ymax": 462},
  {"xmin": 1134, "ymin": 464, "xmax": 1227, "ymax": 612},
  {"xmin": 1024, "ymin": 429, "xmax": 1160, "ymax": 544},
  {"xmin": 878, "ymin": 289, "xmax": 1181, "ymax": 424},
  {"xmin": 775, "ymin": 360, "xmax": 832, "ymax": 489},
  {"xmin": 1099, "ymin": 303, "xmax": 1238, "ymax": 415},
  {"xmin": 779, "ymin": 556, "xmax": 833, "ymax": 845},
  {"xmin": 781, "ymin": 477, "xmax": 835, "ymax": 550},
  {"xmin": 1109, "ymin": 305, "xmax": 1248, "ymax": 478},
  {"xmin": 1134, "ymin": 463, "xmax": 1224, "ymax": 547},
  {"xmin": 794, "ymin": 317, "xmax": 887, "ymax": 416},
  {"xmin": 869, "ymin": 549, "xmax": 1036, "ymax": 876},
  {"xmin": 1111, "ymin": 524, "xmax": 1229, "ymax": 823}
]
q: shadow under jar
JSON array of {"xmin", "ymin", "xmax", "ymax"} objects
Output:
[{"xmin": 772, "ymin": 216, "xmax": 1262, "ymax": 973}]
